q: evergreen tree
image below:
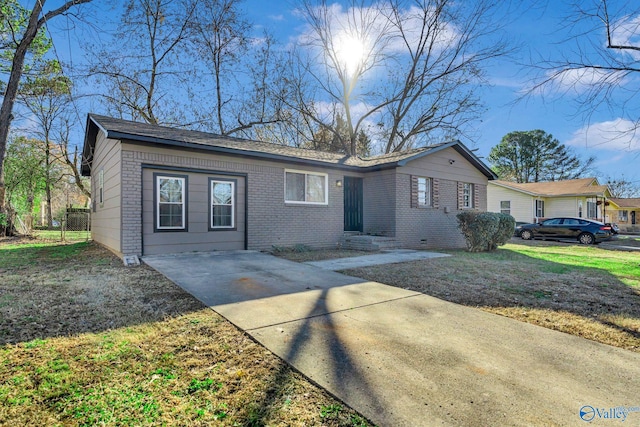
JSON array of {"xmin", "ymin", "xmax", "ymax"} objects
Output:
[{"xmin": 488, "ymin": 130, "xmax": 594, "ymax": 182}]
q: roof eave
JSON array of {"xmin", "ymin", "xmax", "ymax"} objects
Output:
[
  {"xmin": 117, "ymin": 134, "xmax": 379, "ymax": 172},
  {"xmin": 81, "ymin": 114, "xmax": 103, "ymax": 176}
]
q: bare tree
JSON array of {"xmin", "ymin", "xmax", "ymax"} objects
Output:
[
  {"xmin": 55, "ymin": 118, "xmax": 91, "ymax": 199},
  {"xmin": 526, "ymin": 0, "xmax": 640, "ymax": 147},
  {"xmin": 287, "ymin": 0, "xmax": 510, "ymax": 155},
  {"xmin": 605, "ymin": 175, "xmax": 640, "ymax": 198},
  {"xmin": 85, "ymin": 0, "xmax": 197, "ymax": 125},
  {"xmin": 0, "ymin": 0, "xmax": 92, "ymax": 214},
  {"xmin": 296, "ymin": 0, "xmax": 390, "ymax": 155},
  {"xmin": 187, "ymin": 1, "xmax": 287, "ymax": 137}
]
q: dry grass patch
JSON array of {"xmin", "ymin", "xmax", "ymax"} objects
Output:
[
  {"xmin": 0, "ymin": 240, "xmax": 370, "ymax": 426},
  {"xmin": 342, "ymin": 242, "xmax": 640, "ymax": 352}
]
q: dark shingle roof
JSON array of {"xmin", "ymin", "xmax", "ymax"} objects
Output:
[{"xmin": 82, "ymin": 114, "xmax": 496, "ymax": 178}]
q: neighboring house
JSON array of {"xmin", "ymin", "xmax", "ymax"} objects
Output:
[
  {"xmin": 608, "ymin": 198, "xmax": 640, "ymax": 232},
  {"xmin": 81, "ymin": 114, "xmax": 497, "ymax": 258},
  {"xmin": 487, "ymin": 178, "xmax": 612, "ymax": 224}
]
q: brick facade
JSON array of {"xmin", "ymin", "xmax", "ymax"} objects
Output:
[
  {"xmin": 363, "ymin": 170, "xmax": 396, "ymax": 235},
  {"xmin": 119, "ymin": 145, "xmax": 346, "ymax": 256},
  {"xmin": 89, "ymin": 123, "xmax": 493, "ymax": 257},
  {"xmin": 395, "ymin": 174, "xmax": 468, "ymax": 249}
]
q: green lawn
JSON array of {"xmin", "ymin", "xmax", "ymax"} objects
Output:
[
  {"xmin": 504, "ymin": 243, "xmax": 639, "ymax": 287},
  {"xmin": 31, "ymin": 229, "xmax": 91, "ymax": 242}
]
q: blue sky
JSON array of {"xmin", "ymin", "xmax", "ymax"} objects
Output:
[
  {"xmin": 43, "ymin": 0, "xmax": 639, "ymax": 184},
  {"xmin": 238, "ymin": 1, "xmax": 640, "ymax": 184}
]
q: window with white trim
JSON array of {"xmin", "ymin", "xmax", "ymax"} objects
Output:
[
  {"xmin": 587, "ymin": 201, "xmax": 597, "ymax": 218},
  {"xmin": 285, "ymin": 170, "xmax": 327, "ymax": 204},
  {"xmin": 463, "ymin": 183, "xmax": 474, "ymax": 208},
  {"xmin": 417, "ymin": 177, "xmax": 431, "ymax": 207},
  {"xmin": 500, "ymin": 200, "xmax": 510, "ymax": 215},
  {"xmin": 618, "ymin": 210, "xmax": 628, "ymax": 222},
  {"xmin": 211, "ymin": 180, "xmax": 234, "ymax": 229},
  {"xmin": 535, "ymin": 200, "xmax": 545, "ymax": 218},
  {"xmin": 156, "ymin": 175, "xmax": 186, "ymax": 230}
]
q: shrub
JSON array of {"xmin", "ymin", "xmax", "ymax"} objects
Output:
[{"xmin": 457, "ymin": 211, "xmax": 515, "ymax": 252}]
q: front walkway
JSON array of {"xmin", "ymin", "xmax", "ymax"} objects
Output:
[{"xmin": 143, "ymin": 250, "xmax": 640, "ymax": 427}]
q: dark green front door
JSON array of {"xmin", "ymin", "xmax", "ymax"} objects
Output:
[{"xmin": 344, "ymin": 177, "xmax": 363, "ymax": 232}]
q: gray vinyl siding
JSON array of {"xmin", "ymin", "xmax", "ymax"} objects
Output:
[
  {"xmin": 141, "ymin": 169, "xmax": 246, "ymax": 255},
  {"xmin": 90, "ymin": 133, "xmax": 122, "ymax": 256},
  {"xmin": 362, "ymin": 170, "xmax": 396, "ymax": 235},
  {"xmin": 394, "ymin": 147, "xmax": 489, "ymax": 249},
  {"xmin": 120, "ymin": 143, "xmax": 345, "ymax": 256}
]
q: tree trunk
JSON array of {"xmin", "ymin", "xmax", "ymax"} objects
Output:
[
  {"xmin": 45, "ymin": 140, "xmax": 53, "ymax": 228},
  {"xmin": 25, "ymin": 194, "xmax": 35, "ymax": 232},
  {"xmin": 0, "ymin": 0, "xmax": 93, "ymax": 209},
  {"xmin": 0, "ymin": 0, "xmax": 46, "ymax": 210}
]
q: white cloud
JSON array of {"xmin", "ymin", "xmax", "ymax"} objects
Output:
[
  {"xmin": 610, "ymin": 14, "xmax": 640, "ymax": 60},
  {"xmin": 487, "ymin": 76, "xmax": 525, "ymax": 89},
  {"xmin": 567, "ymin": 118, "xmax": 640, "ymax": 151},
  {"xmin": 541, "ymin": 67, "xmax": 627, "ymax": 95},
  {"xmin": 268, "ymin": 14, "xmax": 285, "ymax": 22}
]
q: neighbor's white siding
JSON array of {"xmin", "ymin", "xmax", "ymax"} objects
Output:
[
  {"xmin": 487, "ymin": 183, "xmax": 534, "ymax": 223},
  {"xmin": 545, "ymin": 197, "xmax": 579, "ymax": 218}
]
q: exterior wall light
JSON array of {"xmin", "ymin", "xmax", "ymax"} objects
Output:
[{"xmin": 336, "ymin": 179, "xmax": 343, "ymax": 187}]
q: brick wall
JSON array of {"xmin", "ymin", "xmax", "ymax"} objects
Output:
[
  {"xmin": 119, "ymin": 144, "xmax": 345, "ymax": 256},
  {"xmin": 395, "ymin": 173, "xmax": 468, "ymax": 249},
  {"xmin": 363, "ymin": 170, "xmax": 396, "ymax": 235}
]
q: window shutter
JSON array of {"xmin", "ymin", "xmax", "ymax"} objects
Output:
[
  {"xmin": 474, "ymin": 184, "xmax": 480, "ymax": 209},
  {"xmin": 432, "ymin": 178, "xmax": 439, "ymax": 209},
  {"xmin": 411, "ymin": 175, "xmax": 418, "ymax": 208},
  {"xmin": 457, "ymin": 182, "xmax": 463, "ymax": 210}
]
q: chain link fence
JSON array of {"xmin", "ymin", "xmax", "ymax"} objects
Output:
[
  {"xmin": 28, "ymin": 209, "xmax": 91, "ymax": 242},
  {"xmin": 61, "ymin": 208, "xmax": 91, "ymax": 241}
]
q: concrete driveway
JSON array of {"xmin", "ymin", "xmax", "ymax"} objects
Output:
[{"xmin": 143, "ymin": 250, "xmax": 640, "ymax": 427}]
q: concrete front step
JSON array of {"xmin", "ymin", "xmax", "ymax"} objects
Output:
[{"xmin": 341, "ymin": 234, "xmax": 400, "ymax": 251}]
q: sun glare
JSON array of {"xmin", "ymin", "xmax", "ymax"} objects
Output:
[{"xmin": 336, "ymin": 33, "xmax": 365, "ymax": 75}]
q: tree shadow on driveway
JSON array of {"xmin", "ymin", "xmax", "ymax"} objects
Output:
[{"xmin": 245, "ymin": 287, "xmax": 385, "ymax": 426}]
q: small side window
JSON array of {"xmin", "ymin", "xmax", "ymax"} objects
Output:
[
  {"xmin": 98, "ymin": 169, "xmax": 104, "ymax": 206},
  {"xmin": 463, "ymin": 183, "xmax": 474, "ymax": 208},
  {"xmin": 500, "ymin": 200, "xmax": 510, "ymax": 215},
  {"xmin": 417, "ymin": 177, "xmax": 432, "ymax": 207}
]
